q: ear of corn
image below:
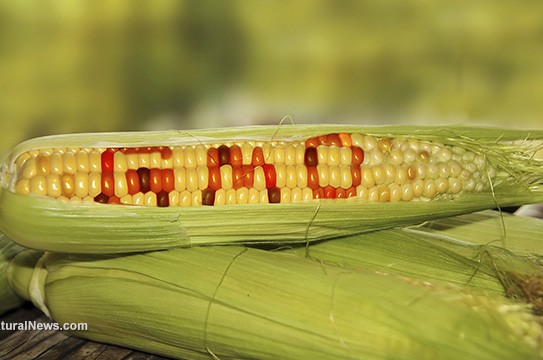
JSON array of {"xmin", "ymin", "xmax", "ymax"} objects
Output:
[
  {"xmin": 0, "ymin": 233, "xmax": 25, "ymax": 315},
  {"xmin": 293, "ymin": 222, "xmax": 506, "ymax": 293},
  {"xmin": 293, "ymin": 210, "xmax": 543, "ymax": 305},
  {"xmin": 8, "ymin": 243, "xmax": 543, "ymax": 360},
  {"xmin": 413, "ymin": 209, "xmax": 543, "ymax": 255},
  {"xmin": 1, "ymin": 124, "xmax": 542, "ymax": 253}
]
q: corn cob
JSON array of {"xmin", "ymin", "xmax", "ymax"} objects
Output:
[
  {"xmin": 0, "ymin": 233, "xmax": 25, "ymax": 315},
  {"xmin": 8, "ymin": 246, "xmax": 543, "ymax": 360},
  {"xmin": 293, "ymin": 210, "xmax": 543, "ymax": 300},
  {"xmin": 413, "ymin": 209, "xmax": 543, "ymax": 255},
  {"xmin": 1, "ymin": 124, "xmax": 542, "ymax": 253},
  {"xmin": 295, "ymin": 221, "xmax": 506, "ymax": 293}
]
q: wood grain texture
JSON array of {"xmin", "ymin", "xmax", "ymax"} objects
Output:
[{"xmin": 0, "ymin": 304, "xmax": 171, "ymax": 360}]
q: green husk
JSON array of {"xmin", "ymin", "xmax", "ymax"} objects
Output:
[
  {"xmin": 414, "ymin": 210, "xmax": 543, "ymax": 255},
  {"xmin": 8, "ymin": 246, "xmax": 543, "ymax": 360},
  {"xmin": 3, "ymin": 190, "xmax": 543, "ymax": 254},
  {"xmin": 0, "ymin": 233, "xmax": 25, "ymax": 315},
  {"xmin": 291, "ymin": 224, "xmax": 506, "ymax": 293},
  {"xmin": 289, "ymin": 211, "xmax": 543, "ymax": 309},
  {"xmin": 1, "ymin": 124, "xmax": 542, "ymax": 253}
]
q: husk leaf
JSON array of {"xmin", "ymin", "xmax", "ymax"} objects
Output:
[
  {"xmin": 0, "ymin": 233, "xmax": 25, "ymax": 315},
  {"xmin": 8, "ymin": 244, "xmax": 543, "ymax": 359},
  {"xmin": 287, "ymin": 210, "xmax": 543, "ymax": 316}
]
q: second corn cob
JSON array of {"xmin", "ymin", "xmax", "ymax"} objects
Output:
[
  {"xmin": 0, "ymin": 233, "xmax": 25, "ymax": 315},
  {"xmin": 8, "ymin": 244, "xmax": 543, "ymax": 360},
  {"xmin": 295, "ymin": 210, "xmax": 543, "ymax": 306}
]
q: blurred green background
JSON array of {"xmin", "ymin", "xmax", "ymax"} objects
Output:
[{"xmin": 1, "ymin": 0, "xmax": 543, "ymax": 156}]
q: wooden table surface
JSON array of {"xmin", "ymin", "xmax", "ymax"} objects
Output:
[{"xmin": 0, "ymin": 303, "xmax": 171, "ymax": 360}]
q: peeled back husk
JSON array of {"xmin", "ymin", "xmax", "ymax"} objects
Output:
[{"xmin": 1, "ymin": 124, "xmax": 543, "ymax": 253}]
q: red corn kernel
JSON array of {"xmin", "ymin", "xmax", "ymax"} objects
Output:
[
  {"xmin": 126, "ymin": 169, "xmax": 140, "ymax": 195},
  {"xmin": 268, "ymin": 187, "xmax": 281, "ymax": 203},
  {"xmin": 150, "ymin": 168, "xmax": 162, "ymax": 193},
  {"xmin": 304, "ymin": 147, "xmax": 318, "ymax": 167},
  {"xmin": 305, "ymin": 136, "xmax": 321, "ymax": 148},
  {"xmin": 232, "ymin": 166, "xmax": 244, "ymax": 189},
  {"xmin": 101, "ymin": 172, "xmax": 115, "ymax": 197},
  {"xmin": 108, "ymin": 195, "xmax": 121, "ymax": 204},
  {"xmin": 157, "ymin": 191, "xmax": 169, "ymax": 207},
  {"xmin": 252, "ymin": 147, "xmax": 265, "ymax": 166},
  {"xmin": 162, "ymin": 168, "xmax": 175, "ymax": 193},
  {"xmin": 160, "ymin": 146, "xmax": 173, "ymax": 160},
  {"xmin": 94, "ymin": 193, "xmax": 109, "ymax": 204},
  {"xmin": 262, "ymin": 164, "xmax": 276, "ymax": 188},
  {"xmin": 351, "ymin": 146, "xmax": 364, "ymax": 166},
  {"xmin": 338, "ymin": 133, "xmax": 352, "ymax": 147},
  {"xmin": 124, "ymin": 148, "xmax": 137, "ymax": 156},
  {"xmin": 242, "ymin": 165, "xmax": 254, "ymax": 188},
  {"xmin": 202, "ymin": 188, "xmax": 215, "ymax": 206},
  {"xmin": 207, "ymin": 147, "xmax": 220, "ymax": 167},
  {"xmin": 323, "ymin": 185, "xmax": 337, "ymax": 198},
  {"xmin": 325, "ymin": 133, "xmax": 342, "ymax": 146},
  {"xmin": 346, "ymin": 186, "xmax": 357, "ymax": 198},
  {"xmin": 318, "ymin": 135, "xmax": 327, "ymax": 144},
  {"xmin": 218, "ymin": 145, "xmax": 230, "ymax": 166},
  {"xmin": 137, "ymin": 168, "xmax": 151, "ymax": 193},
  {"xmin": 313, "ymin": 187, "xmax": 324, "ymax": 199},
  {"xmin": 208, "ymin": 166, "xmax": 222, "ymax": 190},
  {"xmin": 230, "ymin": 145, "xmax": 243, "ymax": 167},
  {"xmin": 351, "ymin": 166, "xmax": 361, "ymax": 187},
  {"xmin": 101, "ymin": 148, "xmax": 115, "ymax": 174},
  {"xmin": 307, "ymin": 166, "xmax": 319, "ymax": 190},
  {"xmin": 336, "ymin": 188, "xmax": 347, "ymax": 198}
]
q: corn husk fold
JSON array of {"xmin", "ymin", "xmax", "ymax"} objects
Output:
[
  {"xmin": 8, "ymin": 244, "xmax": 543, "ymax": 360},
  {"xmin": 0, "ymin": 233, "xmax": 25, "ymax": 315},
  {"xmin": 289, "ymin": 210, "xmax": 543, "ymax": 310},
  {"xmin": 1, "ymin": 125, "xmax": 542, "ymax": 253},
  {"xmin": 413, "ymin": 210, "xmax": 543, "ymax": 255}
]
